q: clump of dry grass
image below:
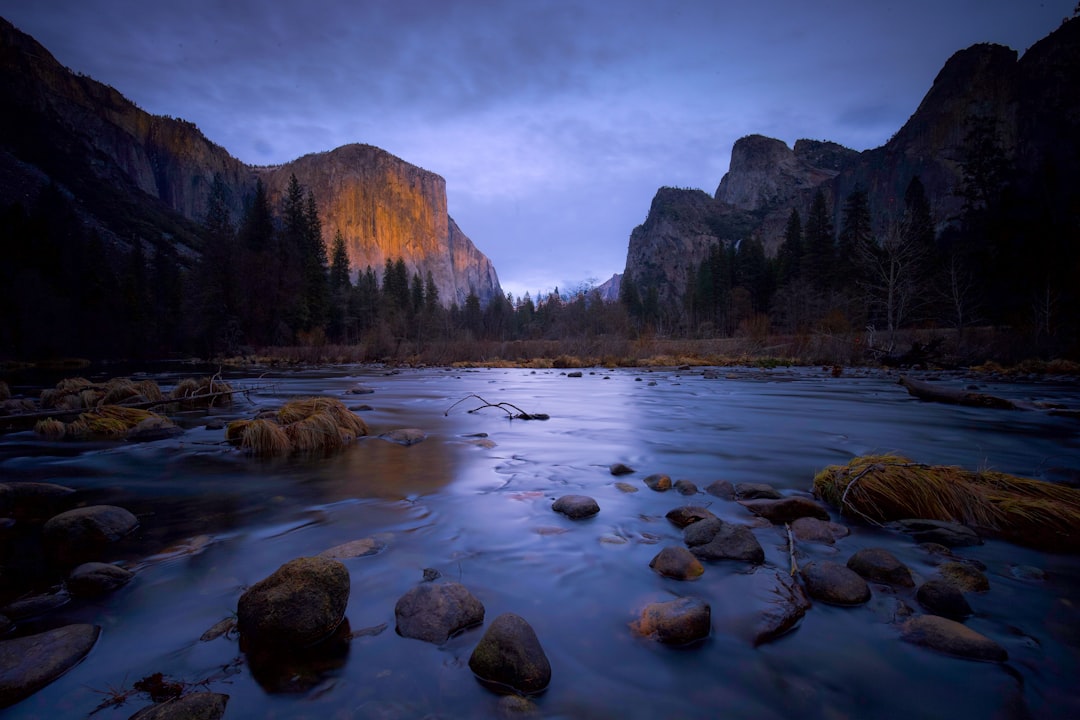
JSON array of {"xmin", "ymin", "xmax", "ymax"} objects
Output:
[
  {"xmin": 814, "ymin": 454, "xmax": 1080, "ymax": 551},
  {"xmin": 34, "ymin": 418, "xmax": 66, "ymax": 439},
  {"xmin": 226, "ymin": 397, "xmax": 367, "ymax": 456},
  {"xmin": 277, "ymin": 396, "xmax": 368, "ymax": 437},
  {"xmin": 169, "ymin": 376, "xmax": 233, "ymax": 407},
  {"xmin": 37, "ymin": 405, "xmax": 177, "ymax": 440},
  {"xmin": 229, "ymin": 418, "xmax": 291, "ymax": 456},
  {"xmin": 41, "ymin": 377, "xmax": 96, "ymax": 408}
]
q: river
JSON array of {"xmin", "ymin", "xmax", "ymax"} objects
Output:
[{"xmin": 2, "ymin": 365, "xmax": 1079, "ymax": 719}]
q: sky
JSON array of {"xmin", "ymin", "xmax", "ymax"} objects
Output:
[{"xmin": 0, "ymin": 1, "xmax": 1074, "ymax": 299}]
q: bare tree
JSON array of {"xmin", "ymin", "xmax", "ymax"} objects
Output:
[{"xmin": 857, "ymin": 221, "xmax": 927, "ymax": 350}]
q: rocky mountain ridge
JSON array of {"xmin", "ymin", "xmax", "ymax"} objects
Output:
[{"xmin": 0, "ymin": 16, "xmax": 501, "ymax": 306}]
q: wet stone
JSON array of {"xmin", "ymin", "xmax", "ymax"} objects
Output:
[
  {"xmin": 0, "ymin": 624, "xmax": 100, "ymax": 708},
  {"xmin": 346, "ymin": 384, "xmax": 375, "ymax": 394},
  {"xmin": 900, "ymin": 615, "xmax": 1007, "ymax": 662},
  {"xmin": 735, "ymin": 482, "xmax": 782, "ymax": 500},
  {"xmin": 318, "ymin": 537, "xmax": 386, "ymax": 559},
  {"xmin": 938, "ymin": 562, "xmax": 990, "ymax": 592},
  {"xmin": 379, "ymin": 428, "xmax": 427, "ymax": 446},
  {"xmin": 739, "ymin": 497, "xmax": 829, "ymax": 524},
  {"xmin": 128, "ymin": 692, "xmax": 229, "ymax": 720},
  {"xmin": 614, "ymin": 482, "xmax": 638, "ymax": 493},
  {"xmin": 649, "ymin": 546, "xmax": 704, "ymax": 580},
  {"xmin": 684, "ymin": 517, "xmax": 764, "ymax": 564},
  {"xmin": 665, "ymin": 506, "xmax": 717, "ymax": 529},
  {"xmin": 800, "ymin": 561, "xmax": 871, "ymax": 606},
  {"xmin": 469, "ymin": 613, "xmax": 551, "ymax": 695},
  {"xmin": 609, "ymin": 463, "xmax": 635, "ymax": 476},
  {"xmin": 394, "ymin": 582, "xmax": 484, "ymax": 644},
  {"xmin": 916, "ymin": 580, "xmax": 972, "ymax": 620},
  {"xmin": 643, "ymin": 474, "xmax": 672, "ymax": 492},
  {"xmin": 0, "ymin": 482, "xmax": 76, "ymax": 521},
  {"xmin": 846, "ymin": 548, "xmax": 915, "ymax": 587},
  {"xmin": 2, "ymin": 590, "xmax": 70, "ymax": 621},
  {"xmin": 42, "ymin": 505, "xmax": 139, "ymax": 567},
  {"xmin": 674, "ymin": 480, "xmax": 699, "ymax": 495},
  {"xmin": 894, "ymin": 519, "xmax": 982, "ymax": 547},
  {"xmin": 704, "ymin": 480, "xmax": 735, "ymax": 500},
  {"xmin": 790, "ymin": 516, "xmax": 849, "ymax": 544},
  {"xmin": 631, "ymin": 597, "xmax": 711, "ymax": 645},
  {"xmin": 552, "ymin": 495, "xmax": 599, "ymax": 519},
  {"xmin": 237, "ymin": 556, "xmax": 350, "ymax": 649},
  {"xmin": 67, "ymin": 562, "xmax": 134, "ymax": 597}
]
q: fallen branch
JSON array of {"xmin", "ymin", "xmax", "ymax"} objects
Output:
[
  {"xmin": 784, "ymin": 523, "xmax": 799, "ymax": 577},
  {"xmin": 898, "ymin": 375, "xmax": 1018, "ymax": 410},
  {"xmin": 444, "ymin": 393, "xmax": 549, "ymax": 420}
]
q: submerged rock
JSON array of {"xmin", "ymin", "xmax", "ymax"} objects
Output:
[
  {"xmin": 614, "ymin": 482, "xmax": 638, "ymax": 493},
  {"xmin": 237, "ymin": 556, "xmax": 349, "ymax": 649},
  {"xmin": 790, "ymin": 516, "xmax": 849, "ymax": 544},
  {"xmin": 318, "ymin": 537, "xmax": 386, "ymax": 559},
  {"xmin": 800, "ymin": 561, "xmax": 871, "ymax": 606},
  {"xmin": 128, "ymin": 692, "xmax": 229, "ymax": 720},
  {"xmin": 739, "ymin": 497, "xmax": 829, "ymax": 524},
  {"xmin": 900, "ymin": 615, "xmax": 1007, "ymax": 661},
  {"xmin": 704, "ymin": 480, "xmax": 735, "ymax": 500},
  {"xmin": 609, "ymin": 463, "xmax": 635, "ymax": 476},
  {"xmin": 665, "ymin": 506, "xmax": 717, "ymax": 528},
  {"xmin": 379, "ymin": 428, "xmax": 427, "ymax": 446},
  {"xmin": 395, "ymin": 582, "xmax": 484, "ymax": 644},
  {"xmin": 552, "ymin": 495, "xmax": 599, "ymax": 519},
  {"xmin": 735, "ymin": 482, "xmax": 781, "ymax": 500},
  {"xmin": 631, "ymin": 597, "xmax": 711, "ymax": 645},
  {"xmin": 643, "ymin": 474, "xmax": 672, "ymax": 492},
  {"xmin": 938, "ymin": 561, "xmax": 990, "ymax": 592},
  {"xmin": 684, "ymin": 517, "xmax": 764, "ymax": 564},
  {"xmin": 846, "ymin": 548, "xmax": 914, "ymax": 587},
  {"xmin": 893, "ymin": 519, "xmax": 982, "ymax": 547},
  {"xmin": 753, "ymin": 573, "xmax": 812, "ymax": 646},
  {"xmin": 469, "ymin": 613, "xmax": 551, "ymax": 694},
  {"xmin": 42, "ymin": 505, "xmax": 138, "ymax": 567},
  {"xmin": 0, "ymin": 482, "xmax": 76, "ymax": 521},
  {"xmin": 916, "ymin": 580, "xmax": 972, "ymax": 620},
  {"xmin": 0, "ymin": 624, "xmax": 100, "ymax": 708},
  {"xmin": 67, "ymin": 562, "xmax": 134, "ymax": 597},
  {"xmin": 674, "ymin": 480, "xmax": 699, "ymax": 495},
  {"xmin": 649, "ymin": 546, "xmax": 704, "ymax": 580}
]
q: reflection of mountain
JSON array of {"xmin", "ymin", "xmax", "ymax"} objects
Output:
[
  {"xmin": 0, "ymin": 16, "xmax": 501, "ymax": 306},
  {"xmin": 623, "ymin": 18, "xmax": 1080, "ymax": 307}
]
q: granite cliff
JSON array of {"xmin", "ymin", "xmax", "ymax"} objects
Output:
[{"xmin": 0, "ymin": 16, "xmax": 500, "ymax": 306}]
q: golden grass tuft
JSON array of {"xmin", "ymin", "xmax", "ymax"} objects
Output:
[
  {"xmin": 814, "ymin": 454, "xmax": 1080, "ymax": 551},
  {"xmin": 284, "ymin": 411, "xmax": 348, "ymax": 452},
  {"xmin": 169, "ymin": 376, "xmax": 234, "ymax": 408},
  {"xmin": 277, "ymin": 396, "xmax": 368, "ymax": 437},
  {"xmin": 34, "ymin": 418, "xmax": 66, "ymax": 439},
  {"xmin": 236, "ymin": 418, "xmax": 291, "ymax": 456},
  {"xmin": 225, "ymin": 419, "xmax": 252, "ymax": 445},
  {"xmin": 101, "ymin": 378, "xmax": 140, "ymax": 405}
]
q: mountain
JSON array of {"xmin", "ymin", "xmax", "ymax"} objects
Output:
[
  {"xmin": 0, "ymin": 16, "xmax": 501, "ymax": 308},
  {"xmin": 623, "ymin": 17, "xmax": 1080, "ymax": 313}
]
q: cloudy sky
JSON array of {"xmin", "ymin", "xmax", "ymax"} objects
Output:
[{"xmin": 0, "ymin": 1, "xmax": 1073, "ymax": 298}]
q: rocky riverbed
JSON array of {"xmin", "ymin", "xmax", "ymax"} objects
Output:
[{"xmin": 1, "ymin": 364, "xmax": 1078, "ymax": 718}]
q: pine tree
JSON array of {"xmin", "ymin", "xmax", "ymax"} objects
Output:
[
  {"xmin": 777, "ymin": 208, "xmax": 803, "ymax": 286},
  {"xmin": 837, "ymin": 188, "xmax": 872, "ymax": 288},
  {"xmin": 329, "ymin": 230, "xmax": 351, "ymax": 290},
  {"xmin": 802, "ymin": 190, "xmax": 835, "ymax": 291}
]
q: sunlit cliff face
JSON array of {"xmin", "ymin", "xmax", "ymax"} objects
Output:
[{"xmin": 261, "ymin": 144, "xmax": 501, "ymax": 307}]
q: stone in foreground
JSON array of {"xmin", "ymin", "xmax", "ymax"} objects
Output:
[
  {"xmin": 739, "ymin": 497, "xmax": 830, "ymax": 524},
  {"xmin": 631, "ymin": 597, "xmax": 711, "ymax": 645},
  {"xmin": 649, "ymin": 546, "xmax": 704, "ymax": 580},
  {"xmin": 552, "ymin": 495, "xmax": 599, "ymax": 519},
  {"xmin": 128, "ymin": 692, "xmax": 229, "ymax": 720},
  {"xmin": 0, "ymin": 624, "xmax": 100, "ymax": 708},
  {"xmin": 916, "ymin": 580, "xmax": 972, "ymax": 620},
  {"xmin": 684, "ymin": 517, "xmax": 764, "ymax": 564},
  {"xmin": 42, "ymin": 505, "xmax": 138, "ymax": 566},
  {"xmin": 469, "ymin": 613, "xmax": 551, "ymax": 694},
  {"xmin": 900, "ymin": 615, "xmax": 1007, "ymax": 661},
  {"xmin": 846, "ymin": 548, "xmax": 914, "ymax": 587},
  {"xmin": 395, "ymin": 582, "xmax": 485, "ymax": 644},
  {"xmin": 237, "ymin": 556, "xmax": 349, "ymax": 649},
  {"xmin": 800, "ymin": 561, "xmax": 871, "ymax": 606},
  {"xmin": 67, "ymin": 562, "xmax": 134, "ymax": 597}
]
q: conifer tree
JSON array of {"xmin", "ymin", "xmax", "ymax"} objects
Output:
[{"xmin": 802, "ymin": 189, "xmax": 835, "ymax": 291}]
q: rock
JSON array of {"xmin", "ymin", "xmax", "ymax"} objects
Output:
[
  {"xmin": 614, "ymin": 482, "xmax": 638, "ymax": 493},
  {"xmin": 346, "ymin": 384, "xmax": 375, "ymax": 395},
  {"xmin": 0, "ymin": 624, "xmax": 100, "ymax": 708},
  {"xmin": 0, "ymin": 482, "xmax": 76, "ymax": 521},
  {"xmin": 566, "ymin": 371, "xmax": 583, "ymax": 378},
  {"xmin": 900, "ymin": 615, "xmax": 1007, "ymax": 661},
  {"xmin": 916, "ymin": 580, "xmax": 972, "ymax": 620},
  {"xmin": 497, "ymin": 694, "xmax": 540, "ymax": 718},
  {"xmin": 2, "ymin": 590, "xmax": 70, "ymax": 621},
  {"xmin": 631, "ymin": 597, "xmax": 711, "ymax": 645},
  {"xmin": 204, "ymin": 418, "xmax": 226, "ymax": 431},
  {"xmin": 739, "ymin": 497, "xmax": 830, "ymax": 524},
  {"xmin": 318, "ymin": 537, "xmax": 386, "ymax": 559},
  {"xmin": 753, "ymin": 573, "xmax": 812, "ymax": 646},
  {"xmin": 394, "ymin": 582, "xmax": 484, "ymax": 644},
  {"xmin": 237, "ymin": 556, "xmax": 350, "ymax": 649},
  {"xmin": 128, "ymin": 692, "xmax": 229, "ymax": 720},
  {"xmin": 790, "ymin": 516, "xmax": 849, "ymax": 544},
  {"xmin": 469, "ymin": 613, "xmax": 551, "ymax": 694},
  {"xmin": 609, "ymin": 463, "xmax": 635, "ymax": 476},
  {"xmin": 649, "ymin": 546, "xmax": 704, "ymax": 580},
  {"xmin": 893, "ymin": 519, "xmax": 982, "ymax": 547},
  {"xmin": 684, "ymin": 517, "xmax": 764, "ymax": 564},
  {"xmin": 735, "ymin": 482, "xmax": 781, "ymax": 500},
  {"xmin": 42, "ymin": 505, "xmax": 139, "ymax": 567},
  {"xmin": 846, "ymin": 548, "xmax": 914, "ymax": 587},
  {"xmin": 674, "ymin": 480, "xmax": 699, "ymax": 495},
  {"xmin": 665, "ymin": 506, "xmax": 717, "ymax": 528},
  {"xmin": 378, "ymin": 428, "xmax": 427, "ymax": 446},
  {"xmin": 350, "ymin": 404, "xmax": 374, "ymax": 412},
  {"xmin": 643, "ymin": 473, "xmax": 672, "ymax": 492},
  {"xmin": 938, "ymin": 562, "xmax": 990, "ymax": 592},
  {"xmin": 422, "ymin": 568, "xmax": 441, "ymax": 582},
  {"xmin": 800, "ymin": 561, "xmax": 871, "ymax": 606},
  {"xmin": 704, "ymin": 480, "xmax": 735, "ymax": 500},
  {"xmin": 1008, "ymin": 564, "xmax": 1045, "ymax": 582},
  {"xmin": 67, "ymin": 562, "xmax": 134, "ymax": 597},
  {"xmin": 127, "ymin": 417, "xmax": 184, "ymax": 442},
  {"xmin": 552, "ymin": 495, "xmax": 599, "ymax": 519}
]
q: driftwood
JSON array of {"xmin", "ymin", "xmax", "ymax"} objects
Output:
[
  {"xmin": 898, "ymin": 375, "xmax": 1018, "ymax": 410},
  {"xmin": 444, "ymin": 393, "xmax": 549, "ymax": 420}
]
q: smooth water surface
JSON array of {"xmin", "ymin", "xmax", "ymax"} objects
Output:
[{"xmin": 2, "ymin": 366, "xmax": 1079, "ymax": 719}]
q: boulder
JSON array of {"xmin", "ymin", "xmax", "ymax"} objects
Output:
[
  {"xmin": 42, "ymin": 505, "xmax": 139, "ymax": 566},
  {"xmin": 394, "ymin": 582, "xmax": 484, "ymax": 644},
  {"xmin": 469, "ymin": 613, "xmax": 551, "ymax": 694},
  {"xmin": 128, "ymin": 692, "xmax": 229, "ymax": 720},
  {"xmin": 893, "ymin": 519, "xmax": 982, "ymax": 547},
  {"xmin": 643, "ymin": 474, "xmax": 672, "ymax": 492},
  {"xmin": 346, "ymin": 384, "xmax": 375, "ymax": 395},
  {"xmin": 609, "ymin": 463, "xmax": 635, "ymax": 476},
  {"xmin": 916, "ymin": 580, "xmax": 972, "ymax": 620},
  {"xmin": 938, "ymin": 562, "xmax": 990, "ymax": 592},
  {"xmin": 900, "ymin": 615, "xmax": 1007, "ymax": 661},
  {"xmin": 552, "ymin": 495, "xmax": 599, "ymax": 519},
  {"xmin": 0, "ymin": 624, "xmax": 100, "ymax": 708},
  {"xmin": 318, "ymin": 537, "xmax": 386, "ymax": 559},
  {"xmin": 704, "ymin": 480, "xmax": 735, "ymax": 500},
  {"xmin": 790, "ymin": 516, "xmax": 849, "ymax": 544},
  {"xmin": 739, "ymin": 497, "xmax": 829, "ymax": 524},
  {"xmin": 665, "ymin": 506, "xmax": 717, "ymax": 529},
  {"xmin": 846, "ymin": 548, "xmax": 914, "ymax": 587},
  {"xmin": 800, "ymin": 561, "xmax": 871, "ymax": 606},
  {"xmin": 674, "ymin": 480, "xmax": 699, "ymax": 495},
  {"xmin": 735, "ymin": 482, "xmax": 781, "ymax": 500},
  {"xmin": 378, "ymin": 429, "xmax": 427, "ymax": 446},
  {"xmin": 631, "ymin": 597, "xmax": 711, "ymax": 645},
  {"xmin": 2, "ymin": 590, "xmax": 70, "ymax": 621},
  {"xmin": 0, "ymin": 482, "xmax": 76, "ymax": 521},
  {"xmin": 237, "ymin": 557, "xmax": 350, "ymax": 649},
  {"xmin": 649, "ymin": 547, "xmax": 704, "ymax": 580},
  {"xmin": 684, "ymin": 517, "xmax": 764, "ymax": 564},
  {"xmin": 67, "ymin": 562, "xmax": 134, "ymax": 597}
]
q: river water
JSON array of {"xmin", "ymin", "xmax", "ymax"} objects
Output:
[{"xmin": 2, "ymin": 365, "xmax": 1079, "ymax": 719}]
